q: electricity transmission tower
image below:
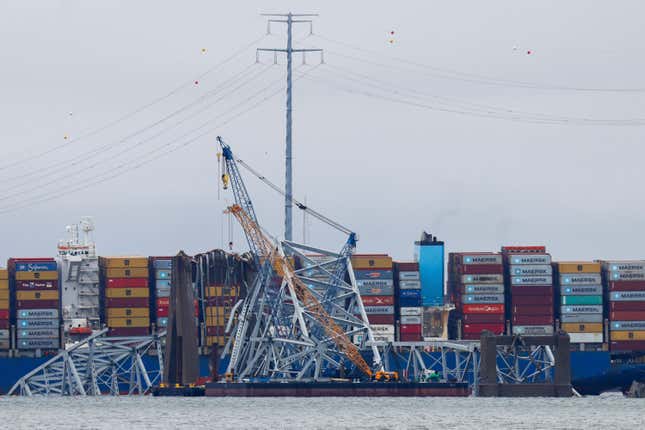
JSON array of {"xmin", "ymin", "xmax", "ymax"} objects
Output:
[{"xmin": 257, "ymin": 13, "xmax": 323, "ymax": 241}]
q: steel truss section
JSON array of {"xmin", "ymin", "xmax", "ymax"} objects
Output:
[
  {"xmin": 8, "ymin": 329, "xmax": 166, "ymax": 396},
  {"xmin": 225, "ymin": 240, "xmax": 381, "ymax": 381},
  {"xmin": 494, "ymin": 344, "xmax": 556, "ymax": 385}
]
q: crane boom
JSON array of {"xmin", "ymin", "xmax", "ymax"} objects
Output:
[{"xmin": 227, "ymin": 204, "xmax": 373, "ymax": 378}]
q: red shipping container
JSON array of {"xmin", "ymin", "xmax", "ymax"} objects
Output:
[
  {"xmin": 107, "ymin": 278, "xmax": 148, "ymax": 288},
  {"xmin": 362, "ymin": 296, "xmax": 394, "ymax": 306},
  {"xmin": 610, "ymin": 341, "xmax": 645, "ymax": 352},
  {"xmin": 462, "ymin": 333, "xmax": 485, "ymax": 340},
  {"xmin": 106, "ymin": 297, "xmax": 149, "ymax": 308},
  {"xmin": 0, "ymin": 320, "xmax": 9, "ymax": 329},
  {"xmin": 512, "ymin": 295, "xmax": 553, "ymax": 306},
  {"xmin": 16, "ymin": 299, "xmax": 59, "ymax": 309},
  {"xmin": 399, "ymin": 333, "xmax": 422, "ymax": 341},
  {"xmin": 396, "ymin": 262, "xmax": 419, "ymax": 271},
  {"xmin": 608, "ymin": 281, "xmax": 645, "ymax": 291},
  {"xmin": 157, "ymin": 297, "xmax": 169, "ymax": 307},
  {"xmin": 108, "ymin": 327, "xmax": 150, "ymax": 337},
  {"xmin": 8, "ymin": 257, "xmax": 55, "ymax": 263},
  {"xmin": 15, "ymin": 280, "xmax": 58, "ymax": 291},
  {"xmin": 207, "ymin": 326, "xmax": 227, "ymax": 336},
  {"xmin": 0, "ymin": 310, "xmax": 9, "ymax": 319},
  {"xmin": 512, "ymin": 305, "xmax": 554, "ymax": 316},
  {"xmin": 610, "ymin": 311, "xmax": 645, "ymax": 321},
  {"xmin": 156, "ymin": 307, "xmax": 168, "ymax": 318},
  {"xmin": 462, "ymin": 313, "xmax": 505, "ymax": 324},
  {"xmin": 610, "ymin": 302, "xmax": 645, "ymax": 312},
  {"xmin": 463, "ymin": 323, "xmax": 504, "ymax": 334},
  {"xmin": 458, "ymin": 264, "xmax": 503, "ymax": 275},
  {"xmin": 366, "ymin": 314, "xmax": 394, "ymax": 324},
  {"xmin": 463, "ymin": 304, "xmax": 504, "ymax": 314},
  {"xmin": 513, "ymin": 315, "xmax": 553, "ymax": 325},
  {"xmin": 511, "ymin": 286, "xmax": 553, "ymax": 297},
  {"xmin": 400, "ymin": 324, "xmax": 422, "ymax": 334}
]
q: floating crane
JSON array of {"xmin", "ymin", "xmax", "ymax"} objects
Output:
[{"xmin": 216, "ymin": 136, "xmax": 380, "ymax": 380}]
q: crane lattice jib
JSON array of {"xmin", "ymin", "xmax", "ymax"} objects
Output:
[{"xmin": 228, "ymin": 205, "xmax": 373, "ymax": 378}]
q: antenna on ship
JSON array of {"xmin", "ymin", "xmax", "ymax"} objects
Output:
[{"xmin": 257, "ymin": 12, "xmax": 323, "ymax": 242}]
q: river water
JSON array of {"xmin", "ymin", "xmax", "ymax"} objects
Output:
[{"xmin": 0, "ymin": 394, "xmax": 641, "ymax": 429}]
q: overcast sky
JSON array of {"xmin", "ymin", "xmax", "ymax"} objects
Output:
[{"xmin": 1, "ymin": 1, "xmax": 644, "ymax": 263}]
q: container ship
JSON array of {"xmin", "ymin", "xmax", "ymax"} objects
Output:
[{"xmin": 1, "ymin": 222, "xmax": 644, "ymax": 395}]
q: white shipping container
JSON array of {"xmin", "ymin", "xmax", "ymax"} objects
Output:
[
  {"xmin": 371, "ymin": 324, "xmax": 395, "ymax": 334},
  {"xmin": 510, "ymin": 265, "xmax": 552, "ymax": 276},
  {"xmin": 400, "ymin": 307, "xmax": 422, "ymax": 316},
  {"xmin": 603, "ymin": 261, "xmax": 645, "ymax": 272},
  {"xmin": 511, "ymin": 276, "xmax": 552, "ymax": 286},
  {"xmin": 569, "ymin": 333, "xmax": 604, "ymax": 343},
  {"xmin": 0, "ymin": 329, "xmax": 9, "ymax": 340},
  {"xmin": 561, "ymin": 274, "xmax": 602, "ymax": 285},
  {"xmin": 462, "ymin": 274, "xmax": 504, "ymax": 284},
  {"xmin": 398, "ymin": 271, "xmax": 420, "ymax": 281},
  {"xmin": 372, "ymin": 334, "xmax": 395, "ymax": 342},
  {"xmin": 399, "ymin": 280, "xmax": 421, "ymax": 290},
  {"xmin": 608, "ymin": 271, "xmax": 645, "ymax": 281},
  {"xmin": 507, "ymin": 254, "xmax": 551, "ymax": 265},
  {"xmin": 512, "ymin": 325, "xmax": 554, "ymax": 335},
  {"xmin": 401, "ymin": 316, "xmax": 422, "ymax": 325}
]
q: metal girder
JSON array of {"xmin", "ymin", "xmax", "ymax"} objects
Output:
[{"xmin": 8, "ymin": 329, "xmax": 166, "ymax": 396}]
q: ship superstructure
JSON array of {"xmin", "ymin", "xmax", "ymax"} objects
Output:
[{"xmin": 57, "ymin": 217, "xmax": 100, "ymax": 335}]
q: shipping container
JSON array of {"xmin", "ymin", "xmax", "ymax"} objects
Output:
[
  {"xmin": 400, "ymin": 324, "xmax": 422, "ymax": 334},
  {"xmin": 610, "ymin": 291, "xmax": 645, "ymax": 301},
  {"xmin": 557, "ymin": 262, "xmax": 601, "ymax": 273},
  {"xmin": 561, "ymin": 323, "xmax": 603, "ymax": 333},
  {"xmin": 100, "ymin": 257, "xmax": 148, "ymax": 268},
  {"xmin": 105, "ymin": 268, "xmax": 149, "ymax": 278},
  {"xmin": 0, "ymin": 310, "xmax": 9, "ymax": 319},
  {"xmin": 14, "ymin": 261, "xmax": 58, "ymax": 272},
  {"xmin": 510, "ymin": 265, "xmax": 553, "ymax": 276},
  {"xmin": 152, "ymin": 259, "xmax": 172, "ymax": 270},
  {"xmin": 560, "ymin": 314, "xmax": 603, "ymax": 323},
  {"xmin": 462, "ymin": 304, "xmax": 504, "ymax": 314},
  {"xmin": 370, "ymin": 324, "xmax": 395, "ymax": 334},
  {"xmin": 399, "ymin": 333, "xmax": 422, "ymax": 342},
  {"xmin": 155, "ymin": 269, "xmax": 171, "ymax": 280},
  {"xmin": 358, "ymin": 285, "xmax": 394, "ymax": 296},
  {"xmin": 457, "ymin": 254, "xmax": 502, "ymax": 265},
  {"xmin": 395, "ymin": 262, "xmax": 419, "ymax": 271},
  {"xmin": 363, "ymin": 305, "xmax": 394, "ymax": 314},
  {"xmin": 462, "ymin": 294, "xmax": 505, "ymax": 304},
  {"xmin": 399, "ymin": 307, "xmax": 422, "ymax": 316},
  {"xmin": 398, "ymin": 271, "xmax": 420, "ymax": 281},
  {"xmin": 603, "ymin": 261, "xmax": 645, "ymax": 272},
  {"xmin": 17, "ymin": 309, "xmax": 58, "ymax": 319},
  {"xmin": 400, "ymin": 316, "xmax": 422, "ymax": 325},
  {"xmin": 107, "ymin": 327, "xmax": 150, "ymax": 337},
  {"xmin": 561, "ymin": 285, "xmax": 603, "ymax": 295},
  {"xmin": 16, "ymin": 290, "xmax": 59, "ymax": 301},
  {"xmin": 462, "ymin": 284, "xmax": 504, "ymax": 294},
  {"xmin": 611, "ymin": 321, "xmax": 645, "ymax": 331},
  {"xmin": 398, "ymin": 297, "xmax": 423, "ymax": 307},
  {"xmin": 512, "ymin": 305, "xmax": 554, "ymax": 316},
  {"xmin": 610, "ymin": 311, "xmax": 645, "ymax": 321},
  {"xmin": 610, "ymin": 340, "xmax": 645, "ymax": 352},
  {"xmin": 513, "ymin": 315, "xmax": 554, "ymax": 325},
  {"xmin": 15, "ymin": 299, "xmax": 58, "ymax": 309},
  {"xmin": 106, "ymin": 297, "xmax": 149, "ymax": 308},
  {"xmin": 107, "ymin": 317, "xmax": 149, "ymax": 328},
  {"xmin": 462, "ymin": 313, "xmax": 505, "ymax": 323},
  {"xmin": 463, "ymin": 323, "xmax": 504, "ymax": 334},
  {"xmin": 351, "ymin": 255, "xmax": 393, "ymax": 270},
  {"xmin": 18, "ymin": 338, "xmax": 59, "ymax": 349},
  {"xmin": 561, "ymin": 295, "xmax": 603, "ymax": 305},
  {"xmin": 398, "ymin": 280, "xmax": 421, "ymax": 290},
  {"xmin": 561, "ymin": 305, "xmax": 603, "ymax": 314},
  {"xmin": 354, "ymin": 269, "xmax": 393, "ymax": 280},
  {"xmin": 15, "ymin": 271, "xmax": 58, "ymax": 281},
  {"xmin": 510, "ymin": 276, "xmax": 552, "ymax": 286},
  {"xmin": 501, "ymin": 246, "xmax": 546, "ymax": 253},
  {"xmin": 512, "ymin": 325, "xmax": 554, "ymax": 335},
  {"xmin": 17, "ymin": 328, "xmax": 59, "ymax": 338},
  {"xmin": 107, "ymin": 308, "xmax": 150, "ymax": 318},
  {"xmin": 399, "ymin": 289, "xmax": 421, "ymax": 299},
  {"xmin": 15, "ymin": 280, "xmax": 57, "ymax": 291},
  {"xmin": 361, "ymin": 296, "xmax": 394, "ymax": 306},
  {"xmin": 512, "ymin": 295, "xmax": 553, "ymax": 305},
  {"xmin": 366, "ymin": 314, "xmax": 395, "ymax": 324},
  {"xmin": 611, "ymin": 331, "xmax": 645, "ymax": 341},
  {"xmin": 608, "ymin": 281, "xmax": 645, "ymax": 291},
  {"xmin": 561, "ymin": 274, "xmax": 602, "ymax": 285},
  {"xmin": 458, "ymin": 264, "xmax": 503, "ymax": 275},
  {"xmin": 107, "ymin": 278, "xmax": 148, "ymax": 289},
  {"xmin": 462, "ymin": 274, "xmax": 504, "ymax": 284},
  {"xmin": 569, "ymin": 333, "xmax": 604, "ymax": 343},
  {"xmin": 105, "ymin": 288, "xmax": 149, "ymax": 298},
  {"xmin": 506, "ymin": 254, "xmax": 551, "ymax": 265},
  {"xmin": 18, "ymin": 319, "xmax": 58, "ymax": 329},
  {"xmin": 0, "ymin": 290, "xmax": 7, "ymax": 300},
  {"xmin": 608, "ymin": 272, "xmax": 645, "ymax": 281},
  {"xmin": 510, "ymin": 286, "xmax": 553, "ymax": 296}
]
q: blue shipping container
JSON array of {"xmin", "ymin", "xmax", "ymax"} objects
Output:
[
  {"xmin": 399, "ymin": 289, "xmax": 421, "ymax": 299},
  {"xmin": 399, "ymin": 297, "xmax": 423, "ymax": 307},
  {"xmin": 155, "ymin": 280, "xmax": 171, "ymax": 289},
  {"xmin": 153, "ymin": 259, "xmax": 172, "ymax": 270},
  {"xmin": 354, "ymin": 270, "xmax": 393, "ymax": 280},
  {"xmin": 15, "ymin": 261, "xmax": 57, "ymax": 272},
  {"xmin": 416, "ymin": 234, "xmax": 444, "ymax": 306}
]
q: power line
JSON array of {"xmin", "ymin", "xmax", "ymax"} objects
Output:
[
  {"xmin": 0, "ymin": 65, "xmax": 322, "ymax": 213},
  {"xmin": 0, "ymin": 63, "xmax": 275, "ymax": 194},
  {"xmin": 314, "ymin": 34, "xmax": 645, "ymax": 93},
  {"xmin": 0, "ymin": 33, "xmax": 268, "ymax": 172}
]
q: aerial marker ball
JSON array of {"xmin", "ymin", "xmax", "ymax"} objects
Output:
[
  {"xmin": 527, "ymin": 50, "xmax": 532, "ymax": 55},
  {"xmin": 390, "ymin": 31, "xmax": 395, "ymax": 35},
  {"xmin": 389, "ymin": 39, "xmax": 395, "ymax": 44},
  {"xmin": 194, "ymin": 80, "xmax": 199, "ymax": 85},
  {"xmin": 64, "ymin": 135, "xmax": 69, "ymax": 140},
  {"xmin": 201, "ymin": 48, "xmax": 207, "ymax": 54}
]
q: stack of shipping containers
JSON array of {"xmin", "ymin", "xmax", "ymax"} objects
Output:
[
  {"xmin": 555, "ymin": 262, "xmax": 604, "ymax": 349},
  {"xmin": 503, "ymin": 246, "xmax": 554, "ymax": 336},
  {"xmin": 204, "ymin": 284, "xmax": 239, "ymax": 347},
  {"xmin": 99, "ymin": 257, "xmax": 150, "ymax": 336},
  {"xmin": 352, "ymin": 254, "xmax": 394, "ymax": 343},
  {"xmin": 448, "ymin": 253, "xmax": 505, "ymax": 340},
  {"xmin": 602, "ymin": 260, "xmax": 645, "ymax": 352},
  {"xmin": 150, "ymin": 257, "xmax": 172, "ymax": 330},
  {"xmin": 0, "ymin": 268, "xmax": 8, "ymax": 350},
  {"xmin": 394, "ymin": 262, "xmax": 422, "ymax": 341},
  {"xmin": 11, "ymin": 258, "xmax": 60, "ymax": 351}
]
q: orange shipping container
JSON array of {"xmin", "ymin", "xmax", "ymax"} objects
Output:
[
  {"xmin": 16, "ymin": 290, "xmax": 59, "ymax": 301},
  {"xmin": 100, "ymin": 257, "xmax": 148, "ymax": 268},
  {"xmin": 105, "ymin": 267, "xmax": 149, "ymax": 278},
  {"xmin": 15, "ymin": 271, "xmax": 58, "ymax": 281},
  {"xmin": 105, "ymin": 288, "xmax": 149, "ymax": 299}
]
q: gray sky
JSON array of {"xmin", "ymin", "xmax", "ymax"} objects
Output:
[{"xmin": 1, "ymin": 0, "xmax": 644, "ymax": 263}]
